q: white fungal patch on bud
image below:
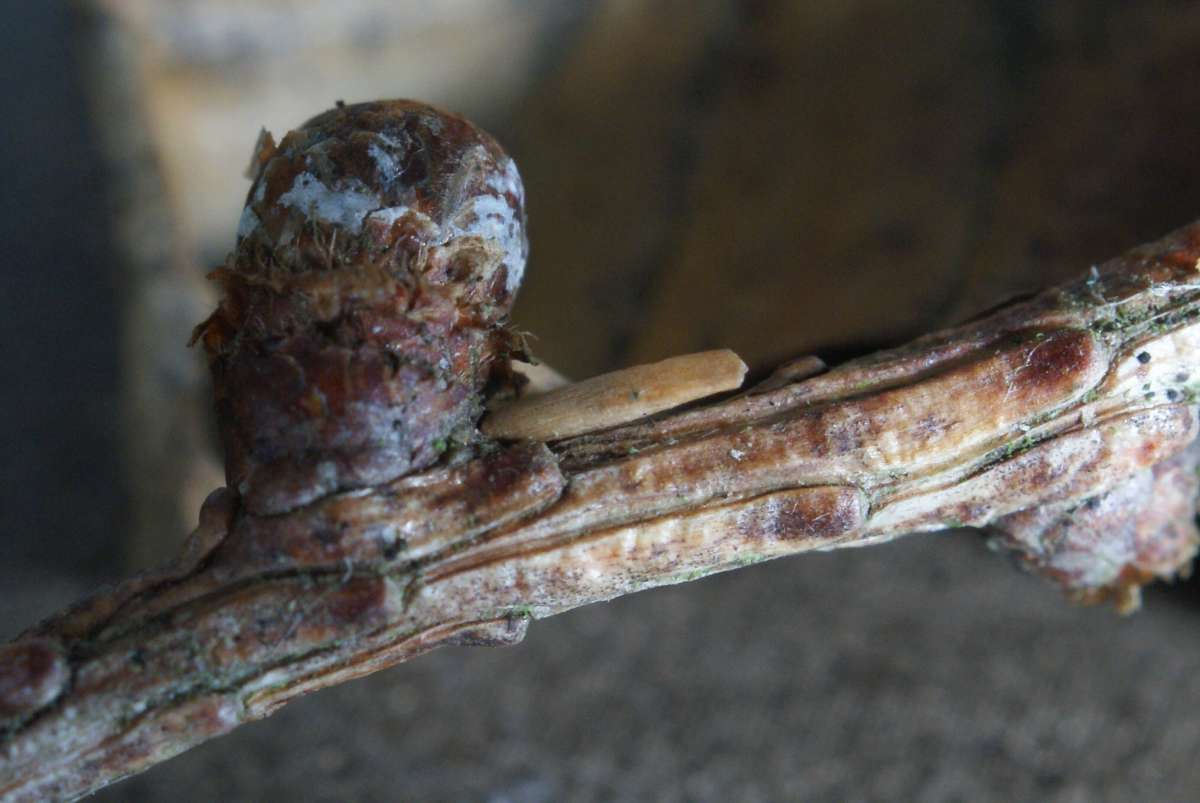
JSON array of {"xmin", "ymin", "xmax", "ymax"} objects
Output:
[
  {"xmin": 239, "ymin": 116, "xmax": 527, "ymax": 300},
  {"xmin": 367, "ymin": 140, "xmax": 402, "ymax": 179},
  {"xmin": 485, "ymin": 156, "xmax": 527, "ymax": 293},
  {"xmin": 364, "ymin": 204, "xmax": 436, "ymax": 234},
  {"xmin": 276, "ymin": 173, "xmax": 384, "ymax": 235},
  {"xmin": 449, "ymin": 191, "xmax": 526, "ymax": 294}
]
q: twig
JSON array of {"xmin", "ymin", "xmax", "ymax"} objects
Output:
[{"xmin": 3, "ymin": 100, "xmax": 1200, "ymax": 801}]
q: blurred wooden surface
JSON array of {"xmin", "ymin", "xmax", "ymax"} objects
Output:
[{"xmin": 510, "ymin": 2, "xmax": 1200, "ymax": 375}]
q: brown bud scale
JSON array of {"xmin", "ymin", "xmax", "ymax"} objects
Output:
[{"xmin": 195, "ymin": 101, "xmax": 528, "ymax": 515}]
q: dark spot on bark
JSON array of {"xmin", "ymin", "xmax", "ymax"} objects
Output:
[
  {"xmin": 325, "ymin": 577, "xmax": 389, "ymax": 625},
  {"xmin": 1137, "ymin": 351, "xmax": 1152, "ymax": 364},
  {"xmin": 0, "ymin": 639, "xmax": 68, "ymax": 718},
  {"xmin": 1007, "ymin": 329, "xmax": 1097, "ymax": 404},
  {"xmin": 740, "ymin": 487, "xmax": 865, "ymax": 543},
  {"xmin": 381, "ymin": 539, "xmax": 403, "ymax": 561},
  {"xmin": 1162, "ymin": 248, "xmax": 1200, "ymax": 270}
]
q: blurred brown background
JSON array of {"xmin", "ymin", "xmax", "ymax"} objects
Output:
[{"xmin": 5, "ymin": 1, "xmax": 1200, "ymax": 800}]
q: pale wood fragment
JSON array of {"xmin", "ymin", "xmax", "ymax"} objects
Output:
[
  {"xmin": 510, "ymin": 359, "xmax": 571, "ymax": 396},
  {"xmin": 748, "ymin": 354, "xmax": 827, "ymax": 394},
  {"xmin": 483, "ymin": 349, "xmax": 748, "ymax": 441}
]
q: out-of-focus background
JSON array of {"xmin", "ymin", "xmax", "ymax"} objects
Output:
[{"xmin": 5, "ymin": 1, "xmax": 1200, "ymax": 800}]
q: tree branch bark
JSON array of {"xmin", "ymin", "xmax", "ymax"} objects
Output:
[{"xmin": 4, "ymin": 100, "xmax": 1200, "ymax": 801}]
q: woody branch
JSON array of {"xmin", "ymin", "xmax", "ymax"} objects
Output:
[{"xmin": 2, "ymin": 101, "xmax": 1200, "ymax": 802}]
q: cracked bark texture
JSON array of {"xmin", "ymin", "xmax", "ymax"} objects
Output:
[{"xmin": 3, "ymin": 95, "xmax": 1200, "ymax": 799}]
